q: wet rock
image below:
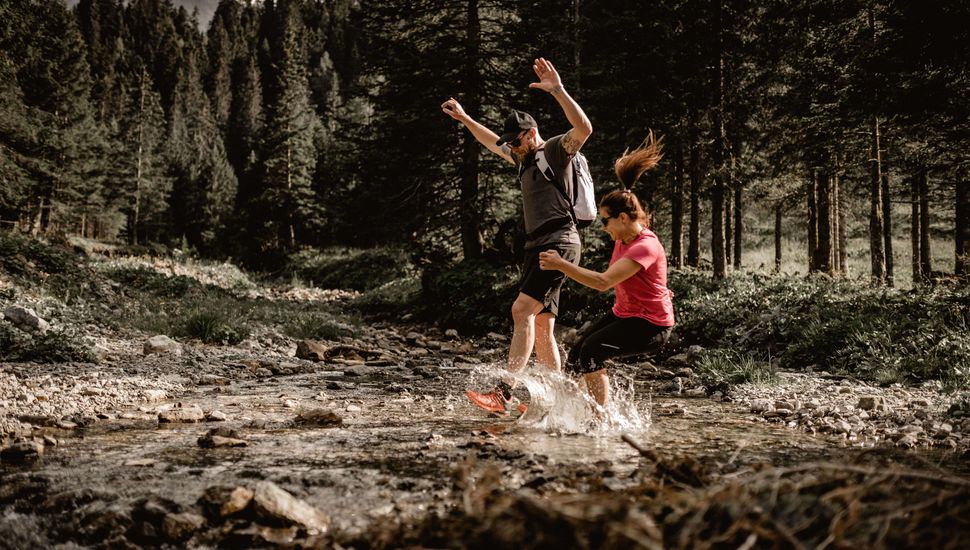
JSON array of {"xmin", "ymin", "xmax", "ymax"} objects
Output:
[
  {"xmin": 200, "ymin": 486, "xmax": 254, "ymax": 519},
  {"xmin": 674, "ymin": 367, "xmax": 694, "ymax": 378},
  {"xmin": 158, "ymin": 403, "xmax": 204, "ymax": 423},
  {"xmin": 222, "ymin": 487, "xmax": 255, "ymax": 517},
  {"xmin": 144, "ymin": 335, "xmax": 182, "ymax": 356},
  {"xmin": 296, "ymin": 340, "xmax": 328, "ymax": 362},
  {"xmin": 445, "ymin": 328, "xmax": 459, "ymax": 339},
  {"xmin": 3, "ymin": 305, "xmax": 50, "ymax": 334},
  {"xmin": 1, "ymin": 437, "xmax": 45, "ymax": 463},
  {"xmin": 198, "ymin": 427, "xmax": 248, "ymax": 448},
  {"xmin": 252, "ymin": 481, "xmax": 329, "ymax": 534},
  {"xmin": 255, "ymin": 368, "xmax": 273, "ymax": 377},
  {"xmin": 346, "ymin": 404, "xmax": 362, "ymax": 412},
  {"xmin": 296, "ymin": 409, "xmax": 343, "ymax": 427},
  {"xmin": 486, "ymin": 331, "xmax": 507, "ymax": 342},
  {"xmin": 162, "ymin": 512, "xmax": 206, "ymax": 541},
  {"xmin": 206, "ymin": 410, "xmax": 228, "ymax": 422},
  {"xmin": 686, "ymin": 345, "xmax": 705, "ymax": 361}
]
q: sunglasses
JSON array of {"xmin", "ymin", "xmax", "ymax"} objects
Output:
[
  {"xmin": 600, "ymin": 215, "xmax": 612, "ymax": 227},
  {"xmin": 507, "ymin": 131, "xmax": 527, "ymax": 148}
]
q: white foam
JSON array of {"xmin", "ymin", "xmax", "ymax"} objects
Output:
[{"xmin": 468, "ymin": 364, "xmax": 650, "ymax": 436}]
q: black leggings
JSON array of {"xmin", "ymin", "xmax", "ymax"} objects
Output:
[{"xmin": 564, "ymin": 312, "xmax": 672, "ymax": 376}]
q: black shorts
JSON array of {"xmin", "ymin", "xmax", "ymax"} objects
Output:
[
  {"xmin": 565, "ymin": 312, "xmax": 673, "ymax": 375},
  {"xmin": 519, "ymin": 242, "xmax": 581, "ymax": 317}
]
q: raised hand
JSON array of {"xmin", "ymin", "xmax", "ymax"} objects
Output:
[
  {"xmin": 528, "ymin": 58, "xmax": 563, "ymax": 94},
  {"xmin": 441, "ymin": 98, "xmax": 467, "ymax": 121}
]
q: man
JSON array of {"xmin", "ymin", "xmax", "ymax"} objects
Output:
[{"xmin": 441, "ymin": 57, "xmax": 593, "ymax": 414}]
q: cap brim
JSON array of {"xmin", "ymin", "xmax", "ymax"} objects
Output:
[{"xmin": 496, "ymin": 133, "xmax": 517, "ymax": 146}]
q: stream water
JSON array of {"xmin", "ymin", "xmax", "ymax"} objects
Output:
[{"xmin": 1, "ymin": 360, "xmax": 959, "ymax": 545}]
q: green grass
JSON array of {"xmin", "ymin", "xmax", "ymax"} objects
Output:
[{"xmin": 695, "ymin": 349, "xmax": 778, "ymax": 387}]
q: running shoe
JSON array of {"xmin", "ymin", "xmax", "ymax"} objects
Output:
[{"xmin": 466, "ymin": 390, "xmax": 529, "ymax": 416}]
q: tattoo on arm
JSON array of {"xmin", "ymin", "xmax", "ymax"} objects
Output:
[{"xmin": 561, "ymin": 129, "xmax": 583, "ymax": 155}]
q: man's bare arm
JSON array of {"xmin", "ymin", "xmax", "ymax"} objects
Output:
[
  {"xmin": 441, "ymin": 98, "xmax": 515, "ymax": 165},
  {"xmin": 529, "ymin": 58, "xmax": 592, "ymax": 155}
]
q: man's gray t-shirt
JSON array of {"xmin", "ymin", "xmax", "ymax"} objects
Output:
[{"xmin": 512, "ymin": 134, "xmax": 581, "ymax": 249}]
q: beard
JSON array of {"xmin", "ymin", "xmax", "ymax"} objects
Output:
[{"xmin": 511, "ymin": 141, "xmax": 539, "ymax": 164}]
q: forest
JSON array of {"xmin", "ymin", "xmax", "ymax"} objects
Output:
[{"xmin": 1, "ymin": 0, "xmax": 967, "ymax": 281}]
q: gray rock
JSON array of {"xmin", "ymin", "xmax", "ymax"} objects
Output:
[
  {"xmin": 162, "ymin": 512, "xmax": 206, "ymax": 541},
  {"xmin": 158, "ymin": 404, "xmax": 204, "ymax": 423},
  {"xmin": 252, "ymin": 481, "xmax": 329, "ymax": 534},
  {"xmin": 3, "ymin": 305, "xmax": 50, "ymax": 334},
  {"xmin": 144, "ymin": 335, "xmax": 182, "ymax": 356},
  {"xmin": 857, "ymin": 395, "xmax": 885, "ymax": 411},
  {"xmin": 444, "ymin": 328, "xmax": 459, "ymax": 339}
]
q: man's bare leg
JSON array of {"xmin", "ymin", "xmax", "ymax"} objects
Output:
[
  {"xmin": 507, "ymin": 293, "xmax": 544, "ymax": 378},
  {"xmin": 533, "ymin": 311, "xmax": 561, "ymax": 372}
]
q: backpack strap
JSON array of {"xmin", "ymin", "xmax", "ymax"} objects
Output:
[{"xmin": 535, "ymin": 149, "xmax": 579, "ymax": 226}]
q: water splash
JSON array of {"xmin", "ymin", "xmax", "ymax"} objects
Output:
[{"xmin": 467, "ymin": 364, "xmax": 650, "ymax": 436}]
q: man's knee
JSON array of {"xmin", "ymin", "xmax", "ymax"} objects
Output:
[{"xmin": 511, "ymin": 295, "xmax": 541, "ymax": 323}]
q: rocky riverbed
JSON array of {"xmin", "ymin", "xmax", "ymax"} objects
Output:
[{"xmin": 2, "ymin": 315, "xmax": 969, "ymax": 546}]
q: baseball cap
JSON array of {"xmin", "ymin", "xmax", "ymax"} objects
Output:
[{"xmin": 495, "ymin": 110, "xmax": 537, "ymax": 146}]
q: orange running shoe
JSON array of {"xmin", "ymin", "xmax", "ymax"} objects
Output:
[{"xmin": 466, "ymin": 390, "xmax": 529, "ymax": 416}]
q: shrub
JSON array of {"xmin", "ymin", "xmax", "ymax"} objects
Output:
[
  {"xmin": 183, "ymin": 309, "xmax": 249, "ymax": 345},
  {"xmin": 286, "ymin": 247, "xmax": 414, "ymax": 291},
  {"xmin": 282, "ymin": 311, "xmax": 354, "ymax": 340},
  {"xmin": 102, "ymin": 266, "xmax": 199, "ymax": 298},
  {"xmin": 0, "ymin": 323, "xmax": 97, "ymax": 363}
]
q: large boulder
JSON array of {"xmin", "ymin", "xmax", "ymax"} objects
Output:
[
  {"xmin": 252, "ymin": 481, "xmax": 329, "ymax": 534},
  {"xmin": 144, "ymin": 335, "xmax": 182, "ymax": 356},
  {"xmin": 3, "ymin": 306, "xmax": 50, "ymax": 334}
]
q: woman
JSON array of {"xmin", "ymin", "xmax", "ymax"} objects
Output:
[{"xmin": 538, "ymin": 132, "xmax": 674, "ymax": 410}]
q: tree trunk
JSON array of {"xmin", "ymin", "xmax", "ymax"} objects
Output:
[
  {"xmin": 670, "ymin": 141, "xmax": 684, "ymax": 267},
  {"xmin": 882, "ymin": 174, "xmax": 894, "ymax": 286},
  {"xmin": 710, "ymin": 0, "xmax": 727, "ymax": 279},
  {"xmin": 808, "ymin": 171, "xmax": 818, "ymax": 272},
  {"xmin": 957, "ymin": 179, "xmax": 970, "ymax": 278},
  {"xmin": 132, "ymin": 68, "xmax": 147, "ymax": 246},
  {"xmin": 687, "ymin": 135, "xmax": 701, "ymax": 267},
  {"xmin": 831, "ymin": 172, "xmax": 841, "ymax": 273},
  {"xmin": 733, "ymin": 184, "xmax": 742, "ymax": 269},
  {"xmin": 724, "ymin": 185, "xmax": 732, "ymax": 267},
  {"xmin": 919, "ymin": 166, "xmax": 932, "ymax": 279},
  {"xmin": 459, "ymin": 0, "xmax": 484, "ymax": 259},
  {"xmin": 815, "ymin": 172, "xmax": 832, "ymax": 274},
  {"xmin": 837, "ymin": 172, "xmax": 848, "ymax": 275},
  {"xmin": 911, "ymin": 172, "xmax": 921, "ymax": 284},
  {"xmin": 774, "ymin": 204, "xmax": 782, "ymax": 272},
  {"xmin": 869, "ymin": 115, "xmax": 886, "ymax": 284}
]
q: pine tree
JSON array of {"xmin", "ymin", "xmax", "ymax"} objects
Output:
[{"xmin": 255, "ymin": 0, "xmax": 321, "ymax": 255}]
